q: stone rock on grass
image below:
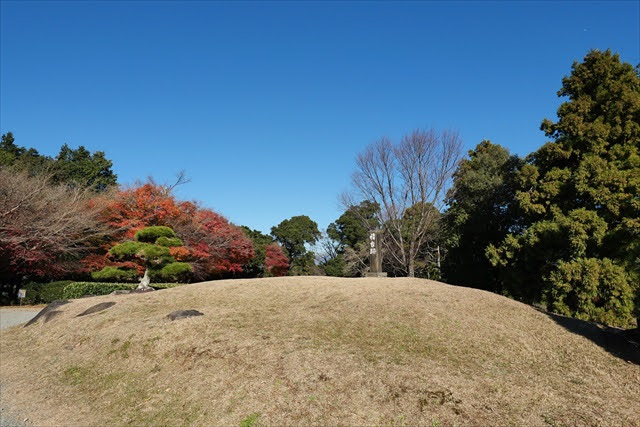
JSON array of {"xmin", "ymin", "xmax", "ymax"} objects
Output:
[
  {"xmin": 24, "ymin": 300, "xmax": 69, "ymax": 327},
  {"xmin": 130, "ymin": 287, "xmax": 155, "ymax": 294},
  {"xmin": 42, "ymin": 310, "xmax": 63, "ymax": 323},
  {"xmin": 77, "ymin": 302, "xmax": 116, "ymax": 317},
  {"xmin": 110, "ymin": 288, "xmax": 155, "ymax": 296},
  {"xmin": 166, "ymin": 310, "xmax": 203, "ymax": 321}
]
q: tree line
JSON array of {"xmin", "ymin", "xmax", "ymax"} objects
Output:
[
  {"xmin": 0, "ymin": 138, "xmax": 292, "ymax": 301},
  {"xmin": 1, "ymin": 49, "xmax": 637, "ymax": 328},
  {"xmin": 320, "ymin": 50, "xmax": 638, "ymax": 328}
]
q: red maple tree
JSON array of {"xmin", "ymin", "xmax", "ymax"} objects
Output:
[
  {"xmin": 264, "ymin": 243, "xmax": 289, "ymax": 277},
  {"xmin": 90, "ymin": 181, "xmax": 254, "ymax": 280}
]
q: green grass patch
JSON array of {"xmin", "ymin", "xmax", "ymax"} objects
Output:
[
  {"xmin": 63, "ymin": 365, "xmax": 91, "ymax": 386},
  {"xmin": 108, "ymin": 340, "xmax": 132, "ymax": 359},
  {"xmin": 240, "ymin": 413, "xmax": 260, "ymax": 427}
]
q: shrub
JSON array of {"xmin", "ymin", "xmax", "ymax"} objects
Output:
[
  {"xmin": 91, "ymin": 266, "xmax": 139, "ymax": 282},
  {"xmin": 62, "ymin": 282, "xmax": 182, "ymax": 299},
  {"xmin": 134, "ymin": 226, "xmax": 176, "ymax": 243},
  {"xmin": 141, "ymin": 244, "xmax": 173, "ymax": 262},
  {"xmin": 109, "ymin": 241, "xmax": 148, "ymax": 259},
  {"xmin": 151, "ymin": 262, "xmax": 192, "ymax": 282},
  {"xmin": 156, "ymin": 236, "xmax": 184, "ymax": 247},
  {"xmin": 544, "ymin": 258, "xmax": 635, "ymax": 328},
  {"xmin": 22, "ymin": 281, "xmax": 74, "ymax": 304},
  {"xmin": 62, "ymin": 282, "xmax": 136, "ymax": 299}
]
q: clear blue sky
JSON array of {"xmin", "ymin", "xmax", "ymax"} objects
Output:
[{"xmin": 1, "ymin": 1, "xmax": 638, "ymax": 234}]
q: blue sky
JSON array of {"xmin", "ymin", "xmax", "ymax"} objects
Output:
[{"xmin": 1, "ymin": 1, "xmax": 638, "ymax": 234}]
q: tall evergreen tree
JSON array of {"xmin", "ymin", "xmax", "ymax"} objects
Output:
[
  {"xmin": 0, "ymin": 132, "xmax": 49, "ymax": 173},
  {"xmin": 0, "ymin": 133, "xmax": 117, "ymax": 192},
  {"xmin": 443, "ymin": 141, "xmax": 521, "ymax": 291},
  {"xmin": 322, "ymin": 201, "xmax": 380, "ymax": 277},
  {"xmin": 328, "ymin": 201, "xmax": 380, "ymax": 251},
  {"xmin": 487, "ymin": 50, "xmax": 640, "ymax": 327},
  {"xmin": 52, "ymin": 144, "xmax": 117, "ymax": 191},
  {"xmin": 271, "ymin": 215, "xmax": 320, "ymax": 275}
]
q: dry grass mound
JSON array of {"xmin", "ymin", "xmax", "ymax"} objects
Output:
[{"xmin": 1, "ymin": 277, "xmax": 638, "ymax": 426}]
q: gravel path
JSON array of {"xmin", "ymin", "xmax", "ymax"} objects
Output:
[
  {"xmin": 0, "ymin": 309, "xmax": 40, "ymax": 330},
  {"xmin": 1, "ymin": 308, "xmax": 41, "ymax": 426},
  {"xmin": 0, "ymin": 389, "xmax": 28, "ymax": 427}
]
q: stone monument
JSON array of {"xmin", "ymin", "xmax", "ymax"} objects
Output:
[{"xmin": 366, "ymin": 230, "xmax": 387, "ymax": 277}]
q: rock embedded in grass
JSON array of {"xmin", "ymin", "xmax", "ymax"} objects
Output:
[
  {"xmin": 24, "ymin": 300, "xmax": 70, "ymax": 327},
  {"xmin": 109, "ymin": 287, "xmax": 155, "ymax": 296},
  {"xmin": 130, "ymin": 287, "xmax": 155, "ymax": 294},
  {"xmin": 77, "ymin": 302, "xmax": 116, "ymax": 317},
  {"xmin": 42, "ymin": 310, "xmax": 63, "ymax": 323},
  {"xmin": 166, "ymin": 310, "xmax": 203, "ymax": 321}
]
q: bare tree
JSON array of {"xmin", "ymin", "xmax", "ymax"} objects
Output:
[
  {"xmin": 346, "ymin": 128, "xmax": 462, "ymax": 277},
  {"xmin": 314, "ymin": 230, "xmax": 340, "ymax": 266},
  {"xmin": 0, "ymin": 167, "xmax": 114, "ymax": 289},
  {"xmin": 315, "ymin": 230, "xmax": 370, "ymax": 277},
  {"xmin": 167, "ymin": 170, "xmax": 191, "ymax": 192},
  {"xmin": 342, "ymin": 243, "xmax": 370, "ymax": 276}
]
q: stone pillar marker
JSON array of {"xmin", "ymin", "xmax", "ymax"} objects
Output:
[{"xmin": 366, "ymin": 230, "xmax": 387, "ymax": 277}]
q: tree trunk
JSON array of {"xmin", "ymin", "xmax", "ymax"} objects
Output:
[
  {"xmin": 137, "ymin": 269, "xmax": 151, "ymax": 290},
  {"xmin": 408, "ymin": 259, "xmax": 415, "ymax": 278}
]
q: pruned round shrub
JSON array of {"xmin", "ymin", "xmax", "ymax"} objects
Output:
[
  {"xmin": 108, "ymin": 242, "xmax": 172, "ymax": 265},
  {"xmin": 150, "ymin": 262, "xmax": 192, "ymax": 282},
  {"xmin": 91, "ymin": 266, "xmax": 139, "ymax": 283},
  {"xmin": 134, "ymin": 226, "xmax": 176, "ymax": 243},
  {"xmin": 156, "ymin": 236, "xmax": 184, "ymax": 247},
  {"xmin": 108, "ymin": 241, "xmax": 147, "ymax": 259},
  {"xmin": 141, "ymin": 244, "xmax": 173, "ymax": 263}
]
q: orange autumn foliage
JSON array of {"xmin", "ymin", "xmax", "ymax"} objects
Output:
[{"xmin": 89, "ymin": 181, "xmax": 254, "ymax": 280}]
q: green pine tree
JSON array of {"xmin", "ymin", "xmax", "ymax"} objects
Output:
[
  {"xmin": 487, "ymin": 49, "xmax": 640, "ymax": 327},
  {"xmin": 443, "ymin": 141, "xmax": 522, "ymax": 292},
  {"xmin": 93, "ymin": 226, "xmax": 192, "ymax": 285}
]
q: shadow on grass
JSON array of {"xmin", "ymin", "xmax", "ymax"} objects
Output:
[{"xmin": 542, "ymin": 310, "xmax": 640, "ymax": 365}]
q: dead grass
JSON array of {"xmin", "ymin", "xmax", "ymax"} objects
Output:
[{"xmin": 1, "ymin": 276, "xmax": 638, "ymax": 426}]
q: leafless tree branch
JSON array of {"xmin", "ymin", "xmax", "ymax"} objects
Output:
[{"xmin": 345, "ymin": 128, "xmax": 462, "ymax": 277}]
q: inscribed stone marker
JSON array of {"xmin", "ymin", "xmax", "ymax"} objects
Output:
[{"xmin": 366, "ymin": 230, "xmax": 387, "ymax": 277}]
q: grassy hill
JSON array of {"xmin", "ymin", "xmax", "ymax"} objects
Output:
[{"xmin": 1, "ymin": 277, "xmax": 638, "ymax": 426}]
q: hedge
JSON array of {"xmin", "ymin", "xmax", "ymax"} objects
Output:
[
  {"xmin": 22, "ymin": 281, "xmax": 74, "ymax": 304},
  {"xmin": 62, "ymin": 282, "xmax": 182, "ymax": 299}
]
